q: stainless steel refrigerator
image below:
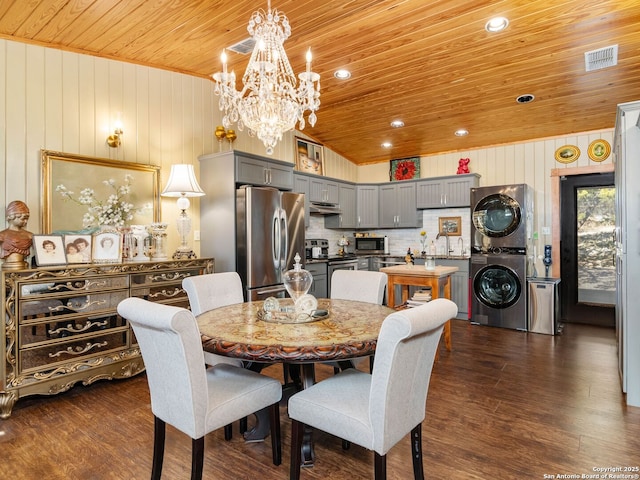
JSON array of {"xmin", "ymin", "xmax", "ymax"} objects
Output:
[{"xmin": 236, "ymin": 186, "xmax": 305, "ymax": 301}]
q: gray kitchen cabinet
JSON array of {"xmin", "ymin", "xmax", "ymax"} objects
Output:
[
  {"xmin": 436, "ymin": 258, "xmax": 470, "ymax": 320},
  {"xmin": 325, "ymin": 182, "xmax": 356, "ymax": 229},
  {"xmin": 356, "ymin": 184, "xmax": 379, "ymax": 229},
  {"xmin": 357, "ymin": 257, "xmax": 370, "ymax": 271},
  {"xmin": 306, "ymin": 262, "xmax": 328, "ymax": 299},
  {"xmin": 416, "ymin": 173, "xmax": 480, "ymax": 208},
  {"xmin": 293, "ymin": 173, "xmax": 310, "ymax": 227},
  {"xmin": 379, "ymin": 182, "xmax": 420, "ymax": 228},
  {"xmin": 235, "ymin": 151, "xmax": 294, "ymax": 190},
  {"xmin": 309, "ymin": 177, "xmax": 339, "ymax": 204}
]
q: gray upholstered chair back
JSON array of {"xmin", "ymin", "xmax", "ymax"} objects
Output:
[
  {"xmin": 182, "ymin": 272, "xmax": 244, "ymax": 315},
  {"xmin": 117, "ymin": 297, "xmax": 209, "ymax": 439},
  {"xmin": 369, "ymin": 298, "xmax": 456, "ymax": 454},
  {"xmin": 330, "ymin": 270, "xmax": 387, "ymax": 305}
]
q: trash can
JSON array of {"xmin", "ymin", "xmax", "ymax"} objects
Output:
[{"xmin": 527, "ymin": 277, "xmax": 561, "ymax": 335}]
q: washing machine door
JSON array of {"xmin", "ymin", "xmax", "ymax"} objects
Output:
[
  {"xmin": 474, "ymin": 264, "xmax": 522, "ymax": 309},
  {"xmin": 472, "ymin": 193, "xmax": 522, "ymax": 238}
]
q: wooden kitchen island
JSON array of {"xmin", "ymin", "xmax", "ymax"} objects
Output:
[{"xmin": 380, "ymin": 264, "xmax": 459, "ymax": 351}]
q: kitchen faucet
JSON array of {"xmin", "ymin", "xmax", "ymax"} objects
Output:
[{"xmin": 436, "ymin": 231, "xmax": 454, "ymax": 257}]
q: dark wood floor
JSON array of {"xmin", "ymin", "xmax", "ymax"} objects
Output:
[{"xmin": 2, "ymin": 320, "xmax": 639, "ymax": 479}]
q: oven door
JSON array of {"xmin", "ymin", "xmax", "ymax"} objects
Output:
[{"xmin": 327, "ymin": 260, "xmax": 358, "ymax": 293}]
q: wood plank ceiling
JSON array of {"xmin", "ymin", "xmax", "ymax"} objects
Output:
[{"xmin": 1, "ymin": 0, "xmax": 639, "ymax": 165}]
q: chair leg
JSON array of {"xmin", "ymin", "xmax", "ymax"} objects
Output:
[
  {"xmin": 269, "ymin": 402, "xmax": 282, "ymax": 465},
  {"xmin": 239, "ymin": 416, "xmax": 248, "ymax": 433},
  {"xmin": 151, "ymin": 416, "xmax": 166, "ymax": 480},
  {"xmin": 224, "ymin": 423, "xmax": 233, "ymax": 440},
  {"xmin": 411, "ymin": 424, "xmax": 425, "ymax": 480},
  {"xmin": 374, "ymin": 452, "xmax": 387, "ymax": 480},
  {"xmin": 191, "ymin": 437, "xmax": 205, "ymax": 480},
  {"xmin": 289, "ymin": 419, "xmax": 304, "ymax": 480}
]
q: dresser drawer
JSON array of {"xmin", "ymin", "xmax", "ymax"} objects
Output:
[
  {"xmin": 19, "ymin": 329, "xmax": 130, "ymax": 372},
  {"xmin": 20, "ymin": 276, "xmax": 129, "ymax": 299},
  {"xmin": 19, "ymin": 313, "xmax": 125, "ymax": 347},
  {"xmin": 130, "ymin": 267, "xmax": 202, "ymax": 287},
  {"xmin": 131, "ymin": 284, "xmax": 187, "ymax": 305}
]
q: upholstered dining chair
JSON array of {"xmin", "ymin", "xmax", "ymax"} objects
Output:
[
  {"xmin": 182, "ymin": 272, "xmax": 245, "ymax": 368},
  {"xmin": 330, "ymin": 269, "xmax": 387, "ymax": 372},
  {"xmin": 117, "ymin": 298, "xmax": 282, "ymax": 480},
  {"xmin": 288, "ymin": 298, "xmax": 457, "ymax": 480},
  {"xmin": 330, "ymin": 269, "xmax": 387, "ymax": 305}
]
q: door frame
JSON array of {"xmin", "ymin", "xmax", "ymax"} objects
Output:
[{"xmin": 550, "ymin": 163, "xmax": 614, "ymax": 276}]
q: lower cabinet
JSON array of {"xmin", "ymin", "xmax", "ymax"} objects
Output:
[
  {"xmin": 0, "ymin": 258, "xmax": 213, "ymax": 419},
  {"xmin": 435, "ymin": 258, "xmax": 470, "ymax": 320},
  {"xmin": 306, "ymin": 262, "xmax": 328, "ymax": 298}
]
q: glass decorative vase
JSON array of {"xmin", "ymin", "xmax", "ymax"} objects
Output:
[
  {"xmin": 283, "ymin": 253, "xmax": 313, "ymax": 302},
  {"xmin": 149, "ymin": 222, "xmax": 168, "ymax": 261}
]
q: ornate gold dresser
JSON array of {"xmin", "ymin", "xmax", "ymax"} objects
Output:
[{"xmin": 1, "ymin": 258, "xmax": 213, "ymax": 418}]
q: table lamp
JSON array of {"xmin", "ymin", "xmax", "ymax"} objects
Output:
[{"xmin": 161, "ymin": 164, "xmax": 205, "ymax": 259}]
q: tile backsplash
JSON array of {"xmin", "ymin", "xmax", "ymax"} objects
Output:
[{"xmin": 306, "ymin": 207, "xmax": 470, "ymax": 257}]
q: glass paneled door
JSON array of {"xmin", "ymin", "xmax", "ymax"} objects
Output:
[{"xmin": 560, "ymin": 172, "xmax": 615, "ymax": 326}]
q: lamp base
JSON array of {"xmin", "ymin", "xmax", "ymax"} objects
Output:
[{"xmin": 172, "ymin": 248, "xmax": 197, "ymax": 260}]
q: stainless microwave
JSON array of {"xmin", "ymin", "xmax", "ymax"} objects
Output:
[{"xmin": 355, "ymin": 236, "xmax": 387, "ymax": 254}]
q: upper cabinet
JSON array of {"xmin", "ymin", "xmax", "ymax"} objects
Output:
[
  {"xmin": 235, "ymin": 151, "xmax": 294, "ymax": 190},
  {"xmin": 379, "ymin": 182, "xmax": 420, "ymax": 228},
  {"xmin": 309, "ymin": 177, "xmax": 340, "ymax": 204},
  {"xmin": 324, "ymin": 183, "xmax": 356, "ymax": 229},
  {"xmin": 356, "ymin": 184, "xmax": 379, "ymax": 229},
  {"xmin": 416, "ymin": 173, "xmax": 480, "ymax": 208},
  {"xmin": 293, "ymin": 174, "xmax": 311, "ymax": 227}
]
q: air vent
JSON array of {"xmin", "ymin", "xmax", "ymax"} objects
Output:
[
  {"xmin": 584, "ymin": 44, "xmax": 618, "ymax": 72},
  {"xmin": 227, "ymin": 38, "xmax": 255, "ymax": 55}
]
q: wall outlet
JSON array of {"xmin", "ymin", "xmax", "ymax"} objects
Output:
[
  {"xmin": 194, "ymin": 230, "xmax": 200, "ymax": 241},
  {"xmin": 542, "ymin": 226, "xmax": 551, "ymax": 235}
]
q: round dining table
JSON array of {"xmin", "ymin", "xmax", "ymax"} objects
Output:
[
  {"xmin": 197, "ymin": 298, "xmax": 394, "ymax": 365},
  {"xmin": 197, "ymin": 297, "xmax": 395, "ymax": 466}
]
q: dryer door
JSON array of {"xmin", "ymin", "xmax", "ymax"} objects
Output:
[
  {"xmin": 473, "ymin": 263, "xmax": 522, "ymax": 309},
  {"xmin": 472, "ymin": 193, "xmax": 522, "ymax": 238}
]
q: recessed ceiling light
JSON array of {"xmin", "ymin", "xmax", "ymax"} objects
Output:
[
  {"xmin": 390, "ymin": 120, "xmax": 405, "ymax": 128},
  {"xmin": 454, "ymin": 129, "xmax": 469, "ymax": 137},
  {"xmin": 485, "ymin": 17, "xmax": 509, "ymax": 32},
  {"xmin": 381, "ymin": 142, "xmax": 392, "ymax": 148},
  {"xmin": 516, "ymin": 94, "xmax": 535, "ymax": 104},
  {"xmin": 334, "ymin": 69, "xmax": 351, "ymax": 79}
]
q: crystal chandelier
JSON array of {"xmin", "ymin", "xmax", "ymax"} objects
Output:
[{"xmin": 212, "ymin": 1, "xmax": 321, "ymax": 155}]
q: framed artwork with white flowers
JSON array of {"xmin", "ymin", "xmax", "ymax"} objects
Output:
[{"xmin": 41, "ymin": 150, "xmax": 160, "ymax": 234}]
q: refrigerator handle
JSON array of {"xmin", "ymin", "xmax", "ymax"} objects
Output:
[
  {"xmin": 279, "ymin": 207, "xmax": 288, "ymax": 271},
  {"xmin": 272, "ymin": 210, "xmax": 280, "ymax": 271}
]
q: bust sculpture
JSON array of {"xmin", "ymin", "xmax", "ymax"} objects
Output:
[{"xmin": 0, "ymin": 200, "xmax": 33, "ymax": 270}]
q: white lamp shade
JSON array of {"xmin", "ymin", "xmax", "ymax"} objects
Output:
[{"xmin": 161, "ymin": 164, "xmax": 205, "ymax": 197}]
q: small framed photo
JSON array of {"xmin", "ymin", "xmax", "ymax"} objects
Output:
[
  {"xmin": 92, "ymin": 230, "xmax": 122, "ymax": 263},
  {"xmin": 295, "ymin": 137, "xmax": 324, "ymax": 175},
  {"xmin": 438, "ymin": 216, "xmax": 462, "ymax": 236},
  {"xmin": 390, "ymin": 157, "xmax": 420, "ymax": 181},
  {"xmin": 63, "ymin": 234, "xmax": 92, "ymax": 263},
  {"xmin": 33, "ymin": 235, "xmax": 67, "ymax": 266}
]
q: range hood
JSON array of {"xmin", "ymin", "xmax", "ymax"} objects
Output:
[{"xmin": 309, "ymin": 201, "xmax": 342, "ymax": 215}]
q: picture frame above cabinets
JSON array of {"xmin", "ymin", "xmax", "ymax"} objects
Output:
[
  {"xmin": 390, "ymin": 157, "xmax": 420, "ymax": 181},
  {"xmin": 295, "ymin": 137, "xmax": 324, "ymax": 175}
]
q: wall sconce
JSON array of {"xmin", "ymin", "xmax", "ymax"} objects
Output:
[
  {"xmin": 214, "ymin": 125, "xmax": 237, "ymax": 152},
  {"xmin": 161, "ymin": 164, "xmax": 205, "ymax": 259},
  {"xmin": 107, "ymin": 118, "xmax": 123, "ymax": 148}
]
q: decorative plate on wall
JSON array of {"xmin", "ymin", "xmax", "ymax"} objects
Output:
[
  {"xmin": 587, "ymin": 139, "xmax": 611, "ymax": 162},
  {"xmin": 554, "ymin": 145, "xmax": 580, "ymax": 164}
]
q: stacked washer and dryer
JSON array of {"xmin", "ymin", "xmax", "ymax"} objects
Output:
[{"xmin": 470, "ymin": 184, "xmax": 533, "ymax": 330}]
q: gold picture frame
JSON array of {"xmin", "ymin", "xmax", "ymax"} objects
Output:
[
  {"xmin": 41, "ymin": 150, "xmax": 160, "ymax": 233},
  {"xmin": 587, "ymin": 139, "xmax": 611, "ymax": 162},
  {"xmin": 554, "ymin": 145, "xmax": 580, "ymax": 164},
  {"xmin": 438, "ymin": 216, "xmax": 462, "ymax": 236},
  {"xmin": 295, "ymin": 137, "xmax": 324, "ymax": 175}
]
